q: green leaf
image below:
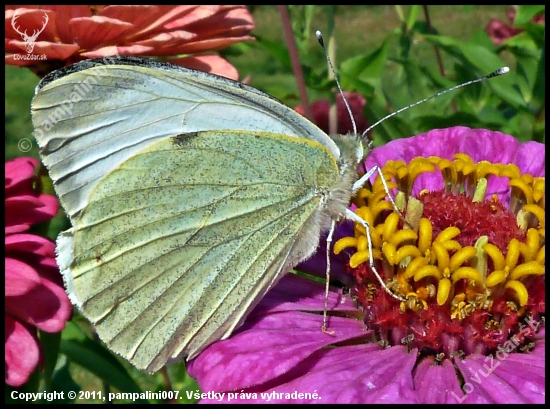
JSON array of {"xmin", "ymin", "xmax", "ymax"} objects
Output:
[
  {"xmin": 288, "ymin": 6, "xmax": 315, "ymax": 53},
  {"xmin": 485, "ymin": 70, "xmax": 527, "ymax": 111},
  {"xmin": 405, "ymin": 5, "xmax": 422, "ymax": 31},
  {"xmin": 529, "ymin": 45, "xmax": 545, "ymax": 113},
  {"xmin": 303, "ymin": 5, "xmax": 315, "ymax": 35},
  {"xmin": 38, "ymin": 331, "xmax": 62, "ymax": 392},
  {"xmin": 503, "ymin": 31, "xmax": 540, "ymax": 52},
  {"xmin": 338, "ymin": 74, "xmax": 376, "ymax": 98},
  {"xmin": 259, "ymin": 73, "xmax": 302, "ymax": 103},
  {"xmin": 365, "ymin": 92, "xmax": 415, "ymax": 145},
  {"xmin": 339, "ymin": 37, "xmax": 390, "ymax": 82},
  {"xmin": 254, "ymin": 35, "xmax": 292, "ymax": 70},
  {"xmin": 468, "ymin": 28, "xmax": 497, "ymax": 50},
  {"xmin": 167, "ymin": 362, "xmax": 200, "ymax": 404},
  {"xmin": 515, "ymin": 51, "xmax": 539, "ymax": 100},
  {"xmin": 531, "ymin": 119, "xmax": 545, "ymax": 143},
  {"xmin": 49, "ymin": 356, "xmax": 82, "ymax": 403},
  {"xmin": 513, "ymin": 5, "xmax": 545, "ymax": 26},
  {"xmin": 321, "ymin": 5, "xmax": 336, "ymax": 39},
  {"xmin": 60, "ymin": 322, "xmax": 145, "ymax": 401},
  {"xmin": 413, "ymin": 111, "xmax": 501, "ymax": 132},
  {"xmin": 385, "ymin": 59, "xmax": 447, "ymax": 120},
  {"xmin": 520, "ymin": 22, "xmax": 546, "ymax": 48},
  {"xmin": 423, "ymin": 34, "xmax": 504, "ymax": 70},
  {"xmin": 394, "ymin": 5, "xmax": 405, "ymax": 23},
  {"xmin": 504, "ymin": 111, "xmax": 538, "ymax": 141},
  {"xmin": 220, "ymin": 42, "xmax": 252, "ymax": 58},
  {"xmin": 422, "ymin": 34, "xmax": 527, "ymax": 108}
]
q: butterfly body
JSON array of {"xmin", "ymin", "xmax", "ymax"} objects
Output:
[{"xmin": 32, "ymin": 58, "xmax": 365, "ymax": 372}]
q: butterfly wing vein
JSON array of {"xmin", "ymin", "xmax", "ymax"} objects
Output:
[{"xmin": 59, "ymin": 130, "xmax": 340, "ymax": 372}]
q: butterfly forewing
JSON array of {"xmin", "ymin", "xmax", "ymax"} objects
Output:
[
  {"xmin": 31, "ymin": 57, "xmax": 338, "ymax": 220},
  {"xmin": 59, "ymin": 130, "xmax": 341, "ymax": 372}
]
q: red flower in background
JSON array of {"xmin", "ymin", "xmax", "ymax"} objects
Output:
[
  {"xmin": 5, "ymin": 157, "xmax": 71, "ymax": 387},
  {"xmin": 5, "ymin": 5, "xmax": 254, "ymax": 79},
  {"xmin": 295, "ymin": 92, "xmax": 370, "ymax": 136},
  {"xmin": 486, "ymin": 9, "xmax": 544, "ymax": 45}
]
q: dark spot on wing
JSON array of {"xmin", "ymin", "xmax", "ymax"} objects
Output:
[{"xmin": 173, "ymin": 132, "xmax": 200, "ymax": 147}]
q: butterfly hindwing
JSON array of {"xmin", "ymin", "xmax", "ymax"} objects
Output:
[{"xmin": 59, "ymin": 130, "xmax": 341, "ymax": 372}]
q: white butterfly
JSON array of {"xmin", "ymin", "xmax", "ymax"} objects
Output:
[{"xmin": 32, "ymin": 56, "xmax": 395, "ymax": 372}]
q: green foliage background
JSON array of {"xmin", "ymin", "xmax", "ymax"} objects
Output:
[{"xmin": 5, "ymin": 5, "xmax": 544, "ymax": 404}]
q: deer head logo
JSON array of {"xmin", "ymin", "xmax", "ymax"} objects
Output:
[{"xmin": 11, "ymin": 11, "xmax": 49, "ymax": 54}]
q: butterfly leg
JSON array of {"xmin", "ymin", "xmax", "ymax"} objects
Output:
[
  {"xmin": 344, "ymin": 209, "xmax": 406, "ymax": 302},
  {"xmin": 352, "ymin": 164, "xmax": 410, "ymax": 228},
  {"xmin": 351, "ymin": 163, "xmax": 378, "ymax": 193},
  {"xmin": 322, "ymin": 219, "xmax": 336, "ymax": 334}
]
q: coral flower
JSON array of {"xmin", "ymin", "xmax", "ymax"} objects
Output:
[
  {"xmin": 5, "ymin": 5, "xmax": 254, "ymax": 79},
  {"xmin": 188, "ymin": 127, "xmax": 545, "ymax": 403},
  {"xmin": 5, "ymin": 157, "xmax": 71, "ymax": 387}
]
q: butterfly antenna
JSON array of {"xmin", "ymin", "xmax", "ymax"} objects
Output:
[
  {"xmin": 315, "ymin": 33, "xmax": 509, "ymax": 306},
  {"xmin": 361, "ymin": 66, "xmax": 510, "ymax": 138},
  {"xmin": 316, "ymin": 30, "xmax": 358, "ymax": 137},
  {"xmin": 317, "ymin": 30, "xmax": 405, "ymax": 307}
]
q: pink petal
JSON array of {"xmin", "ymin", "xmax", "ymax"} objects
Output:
[
  {"xmin": 162, "ymin": 6, "xmax": 221, "ymax": 30},
  {"xmin": 80, "ymin": 44, "xmax": 153, "ymax": 58},
  {"xmin": 183, "ymin": 6, "xmax": 254, "ymax": 37},
  {"xmin": 159, "ymin": 36, "xmax": 255, "ymax": 55},
  {"xmin": 6, "ymin": 273, "xmax": 71, "ymax": 333},
  {"xmin": 4, "ymin": 157, "xmax": 38, "ymax": 192},
  {"xmin": 5, "ymin": 258, "xmax": 41, "ymax": 296},
  {"xmin": 5, "ymin": 194, "xmax": 59, "ymax": 234},
  {"xmin": 97, "ymin": 5, "xmax": 165, "ymax": 27},
  {"xmin": 5, "ymin": 233, "xmax": 62, "ymax": 288},
  {"xmin": 44, "ymin": 6, "xmax": 93, "ymax": 43},
  {"xmin": 514, "ymin": 141, "xmax": 545, "ymax": 177},
  {"xmin": 454, "ymin": 349, "xmax": 545, "ymax": 403},
  {"xmin": 68, "ymin": 16, "xmax": 135, "ymax": 50},
  {"xmin": 105, "ymin": 6, "xmax": 198, "ymax": 36},
  {"xmin": 364, "ymin": 127, "xmax": 544, "ymax": 206},
  {"xmin": 133, "ymin": 29, "xmax": 200, "ymax": 48},
  {"xmin": 5, "ymin": 8, "xmax": 56, "ymax": 42},
  {"xmin": 5, "ymin": 41, "xmax": 80, "ymax": 63},
  {"xmin": 4, "ymin": 223, "xmax": 30, "ymax": 235},
  {"xmin": 5, "ymin": 317, "xmax": 40, "ymax": 387},
  {"xmin": 413, "ymin": 357, "xmax": 464, "ymax": 403},
  {"xmin": 200, "ymin": 345, "xmax": 418, "ymax": 403},
  {"xmin": 5, "ymin": 233, "xmax": 56, "ymax": 257},
  {"xmin": 259, "ymin": 346, "xmax": 417, "ymax": 404},
  {"xmin": 170, "ymin": 55, "xmax": 238, "ymax": 80},
  {"xmin": 251, "ymin": 274, "xmax": 358, "ymax": 314},
  {"xmin": 188, "ymin": 310, "xmax": 369, "ymax": 392}
]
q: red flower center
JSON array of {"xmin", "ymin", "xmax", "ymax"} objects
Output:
[
  {"xmin": 419, "ymin": 191, "xmax": 525, "ymax": 251},
  {"xmin": 334, "ymin": 154, "xmax": 545, "ymax": 360}
]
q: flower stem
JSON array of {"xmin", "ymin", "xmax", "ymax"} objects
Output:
[
  {"xmin": 278, "ymin": 5, "xmax": 312, "ymax": 121},
  {"xmin": 422, "ymin": 5, "xmax": 446, "ymax": 78}
]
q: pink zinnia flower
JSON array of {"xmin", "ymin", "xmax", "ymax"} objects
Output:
[
  {"xmin": 5, "ymin": 5, "xmax": 254, "ymax": 79},
  {"xmin": 188, "ymin": 127, "xmax": 545, "ymax": 403},
  {"xmin": 5, "ymin": 157, "xmax": 71, "ymax": 387}
]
